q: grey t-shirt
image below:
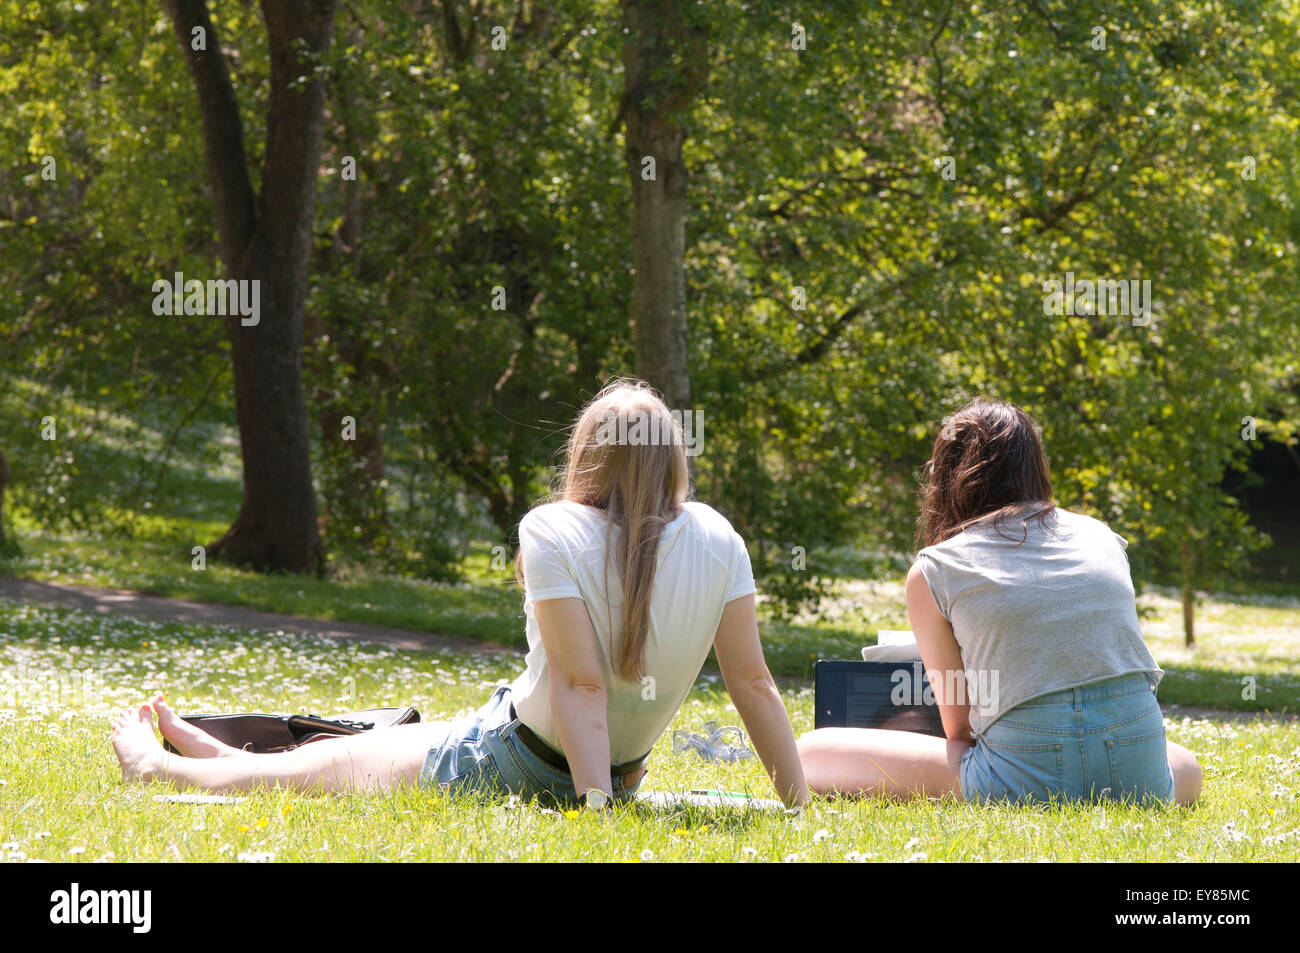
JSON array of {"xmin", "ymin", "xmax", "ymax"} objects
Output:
[{"xmin": 915, "ymin": 506, "xmax": 1162, "ymax": 735}]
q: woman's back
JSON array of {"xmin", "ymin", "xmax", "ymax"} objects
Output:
[
  {"xmin": 915, "ymin": 506, "xmax": 1161, "ymax": 734},
  {"xmin": 511, "ymin": 499, "xmax": 755, "ymax": 762}
]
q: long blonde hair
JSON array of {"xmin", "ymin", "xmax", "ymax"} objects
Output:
[{"xmin": 521, "ymin": 379, "xmax": 690, "ymax": 681}]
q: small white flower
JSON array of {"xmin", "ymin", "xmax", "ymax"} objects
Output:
[
  {"xmin": 813, "ymin": 828, "xmax": 831, "ymax": 843},
  {"xmin": 67, "ymin": 846, "xmax": 85, "ymax": 855},
  {"xmin": 1221, "ymin": 824, "xmax": 1250, "ymax": 843},
  {"xmin": 640, "ymin": 849, "xmax": 654, "ymax": 862}
]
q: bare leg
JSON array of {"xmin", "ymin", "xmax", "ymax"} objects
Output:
[
  {"xmin": 1167, "ymin": 740, "xmax": 1202, "ymax": 806},
  {"xmin": 112, "ymin": 704, "xmax": 451, "ymax": 794},
  {"xmin": 152, "ymin": 695, "xmax": 243, "ymax": 758},
  {"xmin": 797, "ymin": 727, "xmax": 971, "ymax": 799}
]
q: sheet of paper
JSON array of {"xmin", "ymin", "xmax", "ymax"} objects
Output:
[
  {"xmin": 152, "ymin": 794, "xmax": 247, "ymax": 805},
  {"xmin": 635, "ymin": 790, "xmax": 785, "ymax": 811}
]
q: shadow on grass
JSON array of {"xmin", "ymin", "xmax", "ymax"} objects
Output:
[{"xmin": 1157, "ymin": 663, "xmax": 1299, "ymax": 715}]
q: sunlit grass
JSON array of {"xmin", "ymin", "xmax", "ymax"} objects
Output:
[
  {"xmin": 2, "ymin": 378, "xmax": 1295, "ymax": 710},
  {"xmin": 3, "ymin": 526, "xmax": 1298, "ymax": 710},
  {"xmin": 1, "ymin": 600, "xmax": 1298, "ymax": 863}
]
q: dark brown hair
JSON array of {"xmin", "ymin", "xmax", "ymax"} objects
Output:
[{"xmin": 916, "ymin": 399, "xmax": 1055, "ymax": 551}]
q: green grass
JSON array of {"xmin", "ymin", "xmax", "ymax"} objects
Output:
[
  {"xmin": 3, "ymin": 380, "xmax": 1296, "ymax": 711},
  {"xmin": 2, "ymin": 599, "xmax": 1298, "ymax": 862},
  {"xmin": 4, "ymin": 530, "xmax": 528, "ymax": 645},
  {"xmin": 2, "ymin": 378, "xmax": 1298, "ymax": 860},
  {"xmin": 4, "ymin": 525, "xmax": 1299, "ymax": 710}
]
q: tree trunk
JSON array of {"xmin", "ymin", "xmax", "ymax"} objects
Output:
[
  {"xmin": 164, "ymin": 0, "xmax": 335, "ymax": 574},
  {"xmin": 305, "ymin": 62, "xmax": 389, "ymax": 549},
  {"xmin": 1181, "ymin": 539, "xmax": 1196, "ymax": 647},
  {"xmin": 0, "ymin": 447, "xmax": 9, "ymax": 543},
  {"xmin": 621, "ymin": 0, "xmax": 707, "ymax": 412}
]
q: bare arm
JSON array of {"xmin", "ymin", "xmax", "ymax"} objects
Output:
[
  {"xmin": 906, "ymin": 563, "xmax": 973, "ymax": 744},
  {"xmin": 533, "ymin": 597, "xmax": 613, "ymax": 798},
  {"xmin": 713, "ymin": 594, "xmax": 809, "ymax": 808}
]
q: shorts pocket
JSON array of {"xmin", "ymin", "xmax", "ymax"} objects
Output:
[
  {"xmin": 1105, "ymin": 728, "xmax": 1173, "ymax": 805},
  {"xmin": 421, "ymin": 741, "xmax": 509, "ymax": 802},
  {"xmin": 1089, "ymin": 691, "xmax": 1163, "ymax": 735},
  {"xmin": 979, "ymin": 739, "xmax": 1065, "ymax": 803},
  {"xmin": 991, "ymin": 703, "xmax": 1078, "ymax": 736}
]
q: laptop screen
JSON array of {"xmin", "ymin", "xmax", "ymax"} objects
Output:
[{"xmin": 814, "ymin": 660, "xmax": 946, "ymax": 736}]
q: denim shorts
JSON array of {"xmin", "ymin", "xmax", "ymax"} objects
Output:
[
  {"xmin": 418, "ymin": 685, "xmax": 644, "ymax": 806},
  {"xmin": 959, "ymin": 672, "xmax": 1174, "ymax": 806}
]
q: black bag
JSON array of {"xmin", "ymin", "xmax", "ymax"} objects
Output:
[{"xmin": 161, "ymin": 707, "xmax": 421, "ymax": 754}]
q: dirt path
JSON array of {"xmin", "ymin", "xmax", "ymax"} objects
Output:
[
  {"xmin": 0, "ymin": 576, "xmax": 517, "ymax": 656},
  {"xmin": 2, "ymin": 575, "xmax": 1295, "ymax": 722}
]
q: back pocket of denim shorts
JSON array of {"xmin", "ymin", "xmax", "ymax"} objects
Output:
[
  {"xmin": 1105, "ymin": 729, "xmax": 1171, "ymax": 804},
  {"xmin": 982, "ymin": 739, "xmax": 1065, "ymax": 800}
]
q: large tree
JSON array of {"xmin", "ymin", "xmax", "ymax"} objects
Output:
[
  {"xmin": 163, "ymin": 0, "xmax": 336, "ymax": 573},
  {"xmin": 0, "ymin": 447, "xmax": 8, "ymax": 545},
  {"xmin": 620, "ymin": 0, "xmax": 708, "ymax": 412}
]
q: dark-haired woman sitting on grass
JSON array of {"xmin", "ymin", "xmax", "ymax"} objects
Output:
[{"xmin": 798, "ymin": 399, "xmax": 1201, "ymax": 807}]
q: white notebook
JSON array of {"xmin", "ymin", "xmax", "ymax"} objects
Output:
[{"xmin": 861, "ymin": 629, "xmax": 921, "ymax": 661}]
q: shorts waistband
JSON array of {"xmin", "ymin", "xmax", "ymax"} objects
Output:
[
  {"xmin": 1018, "ymin": 671, "xmax": 1159, "ymax": 707},
  {"xmin": 505, "ymin": 701, "xmax": 650, "ymax": 780}
]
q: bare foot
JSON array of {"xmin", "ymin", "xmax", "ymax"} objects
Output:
[
  {"xmin": 112, "ymin": 703, "xmax": 165, "ymax": 783},
  {"xmin": 153, "ymin": 695, "xmax": 240, "ymax": 758}
]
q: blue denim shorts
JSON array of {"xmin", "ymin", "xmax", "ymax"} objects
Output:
[
  {"xmin": 418, "ymin": 685, "xmax": 644, "ymax": 806},
  {"xmin": 959, "ymin": 672, "xmax": 1174, "ymax": 806}
]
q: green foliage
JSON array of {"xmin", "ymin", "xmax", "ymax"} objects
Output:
[
  {"xmin": 684, "ymin": 0, "xmax": 1300, "ymax": 606},
  {"xmin": 1, "ymin": 0, "xmax": 1296, "ymax": 618}
]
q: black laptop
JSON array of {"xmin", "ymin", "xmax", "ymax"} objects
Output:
[{"xmin": 813, "ymin": 659, "xmax": 945, "ymax": 736}]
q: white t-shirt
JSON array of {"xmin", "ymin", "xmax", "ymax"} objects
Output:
[{"xmin": 510, "ymin": 499, "xmax": 756, "ymax": 763}]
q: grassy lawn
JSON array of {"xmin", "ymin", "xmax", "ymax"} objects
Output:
[
  {"xmin": 4, "ymin": 380, "xmax": 1296, "ymax": 709},
  {"xmin": 3, "ymin": 385, "xmax": 1298, "ymax": 862},
  {"xmin": 2, "ymin": 599, "xmax": 1298, "ymax": 863},
  {"xmin": 5, "ymin": 525, "xmax": 1299, "ymax": 712},
  {"xmin": 6, "ymin": 530, "xmax": 1300, "ymax": 719}
]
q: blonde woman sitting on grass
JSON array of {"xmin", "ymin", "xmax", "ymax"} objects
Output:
[{"xmin": 113, "ymin": 380, "xmax": 809, "ymax": 813}]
